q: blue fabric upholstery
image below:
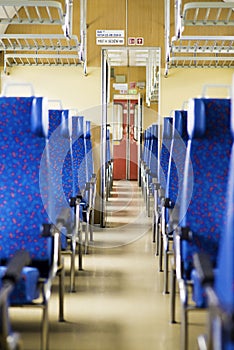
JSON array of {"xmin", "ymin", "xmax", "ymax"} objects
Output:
[
  {"xmin": 143, "ymin": 128, "xmax": 151, "ymax": 165},
  {"xmin": 180, "ymin": 98, "xmax": 232, "ymax": 279},
  {"xmin": 0, "ymin": 97, "xmax": 53, "ymax": 278},
  {"xmin": 85, "ymin": 121, "xmax": 94, "ymax": 183},
  {"xmin": 215, "ymin": 141, "xmax": 234, "ymax": 314},
  {"xmin": 0, "ymin": 266, "xmax": 39, "ymax": 304},
  {"xmin": 165, "ymin": 111, "xmax": 188, "ymax": 229},
  {"xmin": 71, "ymin": 116, "xmax": 88, "ymax": 223},
  {"xmin": 48, "ymin": 109, "xmax": 74, "ymax": 249},
  {"xmin": 159, "ymin": 117, "xmax": 173, "ymax": 191},
  {"xmin": 61, "ymin": 110, "xmax": 74, "ymax": 205},
  {"xmin": 149, "ymin": 123, "xmax": 158, "ymax": 179},
  {"xmin": 71, "ymin": 116, "xmax": 86, "ymax": 196},
  {"xmin": 210, "ymin": 137, "xmax": 234, "ymax": 349}
]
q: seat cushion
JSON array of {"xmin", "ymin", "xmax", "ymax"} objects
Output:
[
  {"xmin": 0, "ymin": 266, "xmax": 40, "ymax": 304},
  {"xmin": 191, "ymin": 268, "xmax": 217, "ymax": 308}
]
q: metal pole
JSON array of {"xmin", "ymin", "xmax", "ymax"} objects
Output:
[{"xmin": 100, "ymin": 48, "xmax": 107, "ymax": 227}]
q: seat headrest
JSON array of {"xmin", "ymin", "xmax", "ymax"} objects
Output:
[
  {"xmin": 174, "ymin": 110, "xmax": 188, "ymax": 140},
  {"xmin": 145, "ymin": 128, "xmax": 150, "ymax": 140},
  {"xmin": 31, "ymin": 97, "xmax": 48, "ymax": 137},
  {"xmin": 152, "ymin": 123, "xmax": 158, "ymax": 138},
  {"xmin": 163, "ymin": 117, "xmax": 173, "ymax": 139},
  {"xmin": 188, "ymin": 98, "xmax": 231, "ymax": 139},
  {"xmin": 72, "ymin": 116, "xmax": 85, "ymax": 139},
  {"xmin": 85, "ymin": 121, "xmax": 91, "ymax": 139},
  {"xmin": 77, "ymin": 116, "xmax": 84, "ymax": 135},
  {"xmin": 148, "ymin": 126, "xmax": 153, "ymax": 139},
  {"xmin": 60, "ymin": 109, "xmax": 70, "ymax": 139}
]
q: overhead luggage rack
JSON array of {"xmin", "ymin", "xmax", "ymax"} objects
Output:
[
  {"xmin": 0, "ymin": 1, "xmax": 73, "ymax": 38},
  {"xmin": 0, "ymin": 34, "xmax": 81, "ymax": 72},
  {"xmin": 165, "ymin": 0, "xmax": 234, "ymax": 75},
  {"xmin": 169, "ymin": 35, "xmax": 234, "ymax": 68},
  {"xmin": 179, "ymin": 2, "xmax": 234, "ymax": 29},
  {"xmin": 0, "ymin": 1, "xmax": 64, "ymax": 25}
]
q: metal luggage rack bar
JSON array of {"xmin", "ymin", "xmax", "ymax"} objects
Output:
[
  {"xmin": 0, "ymin": 34, "xmax": 80, "ymax": 52},
  {"xmin": 171, "ymin": 35, "xmax": 234, "ymax": 56},
  {"xmin": 182, "ymin": 2, "xmax": 234, "ymax": 27},
  {"xmin": 0, "ymin": 1, "xmax": 64, "ymax": 25},
  {"xmin": 168, "ymin": 36, "xmax": 234, "ymax": 70},
  {"xmin": 168, "ymin": 55, "xmax": 234, "ymax": 69},
  {"xmin": 1, "ymin": 34, "xmax": 82, "ymax": 72},
  {"xmin": 5, "ymin": 53, "xmax": 80, "ymax": 68}
]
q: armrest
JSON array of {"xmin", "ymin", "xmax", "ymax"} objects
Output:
[
  {"xmin": 2, "ymin": 251, "xmax": 31, "ymax": 285},
  {"xmin": 193, "ymin": 252, "xmax": 215, "ymax": 287}
]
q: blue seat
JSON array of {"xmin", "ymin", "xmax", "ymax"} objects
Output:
[
  {"xmin": 72, "ymin": 116, "xmax": 87, "ymax": 196},
  {"xmin": 175, "ymin": 98, "xmax": 232, "ymax": 350},
  {"xmin": 161, "ymin": 110, "xmax": 188, "ymax": 295},
  {"xmin": 157, "ymin": 117, "xmax": 173, "ymax": 271},
  {"xmin": 141, "ymin": 127, "xmax": 151, "ymax": 205},
  {"xmin": 85, "ymin": 121, "xmax": 94, "ymax": 183},
  {"xmin": 148, "ymin": 124, "xmax": 160, "ymax": 243},
  {"xmin": 71, "ymin": 115, "xmax": 92, "ymax": 260},
  {"xmin": 0, "ymin": 96, "xmax": 64, "ymax": 350},
  {"xmin": 193, "ymin": 94, "xmax": 234, "ymax": 350},
  {"xmin": 148, "ymin": 123, "xmax": 159, "ymax": 182},
  {"xmin": 48, "ymin": 108, "xmax": 77, "ymax": 291},
  {"xmin": 145, "ymin": 124, "xmax": 159, "ymax": 218},
  {"xmin": 84, "ymin": 121, "xmax": 96, "ymax": 243}
]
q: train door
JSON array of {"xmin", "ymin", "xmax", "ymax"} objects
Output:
[{"xmin": 112, "ymin": 95, "xmax": 142, "ymax": 181}]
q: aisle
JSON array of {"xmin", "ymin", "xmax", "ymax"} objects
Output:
[{"xmin": 10, "ymin": 180, "xmax": 205, "ymax": 350}]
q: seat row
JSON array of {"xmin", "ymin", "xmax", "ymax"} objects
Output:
[
  {"xmin": 141, "ymin": 83, "xmax": 234, "ymax": 350},
  {"xmin": 0, "ymin": 93, "xmax": 97, "ymax": 349}
]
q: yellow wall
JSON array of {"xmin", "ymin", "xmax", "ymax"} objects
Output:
[
  {"xmin": 161, "ymin": 68, "xmax": 234, "ymax": 118},
  {"xmin": 1, "ymin": 66, "xmax": 102, "ymax": 124}
]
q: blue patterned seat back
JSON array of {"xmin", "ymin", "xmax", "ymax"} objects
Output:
[
  {"xmin": 0, "ymin": 97, "xmax": 52, "ymax": 277},
  {"xmin": 48, "ymin": 109, "xmax": 73, "ymax": 219},
  {"xmin": 85, "ymin": 121, "xmax": 94, "ymax": 183},
  {"xmin": 146, "ymin": 126, "xmax": 153, "ymax": 168},
  {"xmin": 142, "ymin": 130, "xmax": 147, "ymax": 163},
  {"xmin": 71, "ymin": 116, "xmax": 86, "ymax": 196},
  {"xmin": 48, "ymin": 109, "xmax": 74, "ymax": 249},
  {"xmin": 211, "ymin": 109, "xmax": 234, "ymax": 349},
  {"xmin": 180, "ymin": 98, "xmax": 232, "ymax": 278},
  {"xmin": 143, "ymin": 128, "xmax": 151, "ymax": 165},
  {"xmin": 215, "ymin": 128, "xmax": 234, "ymax": 314},
  {"xmin": 159, "ymin": 117, "xmax": 173, "ymax": 191},
  {"xmin": 149, "ymin": 124, "xmax": 159, "ymax": 178},
  {"xmin": 61, "ymin": 110, "xmax": 74, "ymax": 203},
  {"xmin": 165, "ymin": 111, "xmax": 188, "ymax": 228}
]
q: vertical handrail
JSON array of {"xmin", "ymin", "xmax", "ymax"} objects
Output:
[
  {"xmin": 101, "ymin": 48, "xmax": 107, "ymax": 227},
  {"xmin": 164, "ymin": 0, "xmax": 170, "ymax": 76},
  {"xmin": 80, "ymin": 0, "xmax": 87, "ymax": 75}
]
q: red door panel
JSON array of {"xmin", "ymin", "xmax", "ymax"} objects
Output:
[{"xmin": 113, "ymin": 98, "xmax": 138, "ymax": 180}]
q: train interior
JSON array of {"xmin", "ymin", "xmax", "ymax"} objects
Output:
[{"xmin": 0, "ymin": 1, "xmax": 233, "ymax": 350}]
